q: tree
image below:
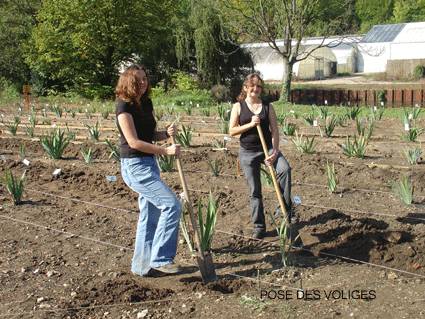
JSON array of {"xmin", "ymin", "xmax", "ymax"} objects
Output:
[
  {"xmin": 173, "ymin": 0, "xmax": 253, "ymax": 88},
  {"xmin": 0, "ymin": 0, "xmax": 40, "ymax": 89},
  {"xmin": 26, "ymin": 0, "xmax": 176, "ymax": 97},
  {"xmin": 355, "ymin": 0, "xmax": 394, "ymax": 32},
  {"xmin": 216, "ymin": 0, "xmax": 351, "ymax": 101},
  {"xmin": 392, "ymin": 0, "xmax": 425, "ymax": 23}
]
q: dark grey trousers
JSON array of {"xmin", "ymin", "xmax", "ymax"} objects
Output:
[{"xmin": 239, "ymin": 147, "xmax": 292, "ymax": 231}]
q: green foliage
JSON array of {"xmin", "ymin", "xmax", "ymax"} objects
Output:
[
  {"xmin": 326, "ymin": 161, "xmax": 338, "ymax": 193},
  {"xmin": 402, "ymin": 127, "xmax": 424, "ymax": 142},
  {"xmin": 356, "ymin": 0, "xmax": 394, "ymax": 32},
  {"xmin": 268, "ymin": 209, "xmax": 290, "ymax": 267},
  {"xmin": 101, "ymin": 110, "xmax": 109, "ymax": 120},
  {"xmin": 323, "ymin": 115, "xmax": 338, "ymax": 137},
  {"xmin": 157, "ymin": 154, "xmax": 175, "ymax": 172},
  {"xmin": 25, "ymin": 125, "xmax": 35, "ymax": 138},
  {"xmin": 217, "ymin": 104, "xmax": 231, "ymax": 121},
  {"xmin": 51, "ymin": 105, "xmax": 63, "ymax": 118},
  {"xmin": 172, "ymin": 71, "xmax": 200, "ymax": 92},
  {"xmin": 207, "ymin": 159, "xmax": 221, "ymax": 177},
  {"xmin": 403, "ymin": 147, "xmax": 422, "ymax": 165},
  {"xmin": 176, "ymin": 124, "xmax": 192, "ymax": 147},
  {"xmin": 40, "ymin": 129, "xmax": 70, "ymax": 159},
  {"xmin": 19, "ymin": 144, "xmax": 26, "ymax": 160},
  {"xmin": 318, "ymin": 106, "xmax": 329, "ymax": 119},
  {"xmin": 342, "ymin": 135, "xmax": 368, "ymax": 158},
  {"xmin": 281, "ymin": 121, "xmax": 296, "ymax": 136},
  {"xmin": 5, "ymin": 121, "xmax": 19, "ymax": 136},
  {"xmin": 292, "ymin": 131, "xmax": 316, "ymax": 154},
  {"xmin": 179, "ymin": 203, "xmax": 194, "ymax": 254},
  {"xmin": 413, "ymin": 65, "xmax": 425, "ymax": 79},
  {"xmin": 105, "ymin": 139, "xmax": 120, "ymax": 162},
  {"xmin": 86, "ymin": 121, "xmax": 101, "ymax": 141},
  {"xmin": 2, "ymin": 169, "xmax": 25, "ymax": 205},
  {"xmin": 219, "ymin": 120, "xmax": 229, "ymax": 134},
  {"xmin": 80, "ymin": 146, "xmax": 94, "ymax": 164},
  {"xmin": 303, "ymin": 113, "xmax": 316, "ymax": 126},
  {"xmin": 370, "ymin": 106, "xmax": 384, "ymax": 121},
  {"xmin": 392, "ymin": 176, "xmax": 413, "ymax": 206},
  {"xmin": 260, "ymin": 167, "xmax": 273, "ymax": 187},
  {"xmin": 345, "ymin": 106, "xmax": 361, "ymax": 120},
  {"xmin": 198, "ymin": 192, "xmax": 218, "ymax": 252},
  {"xmin": 356, "ymin": 117, "xmax": 374, "ymax": 140},
  {"xmin": 393, "ymin": 0, "xmax": 425, "ymax": 23}
]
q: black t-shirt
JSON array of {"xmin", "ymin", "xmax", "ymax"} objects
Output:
[
  {"xmin": 238, "ymin": 100, "xmax": 273, "ymax": 152},
  {"xmin": 115, "ymin": 97, "xmax": 157, "ymax": 158}
]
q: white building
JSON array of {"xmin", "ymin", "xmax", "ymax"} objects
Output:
[{"xmin": 243, "ymin": 21, "xmax": 425, "ymax": 81}]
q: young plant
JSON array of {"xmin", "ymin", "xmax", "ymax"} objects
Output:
[
  {"xmin": 65, "ymin": 123, "xmax": 76, "ymax": 141},
  {"xmin": 292, "ymin": 131, "xmax": 316, "ymax": 154},
  {"xmin": 25, "ymin": 125, "xmax": 35, "ymax": 138},
  {"xmin": 86, "ymin": 121, "xmax": 101, "ymax": 141},
  {"xmin": 219, "ymin": 120, "xmax": 229, "ymax": 134},
  {"xmin": 402, "ymin": 127, "xmax": 424, "ymax": 142},
  {"xmin": 176, "ymin": 125, "xmax": 192, "ymax": 147},
  {"xmin": 5, "ymin": 121, "xmax": 19, "ymax": 136},
  {"xmin": 201, "ymin": 107, "xmax": 211, "ymax": 117},
  {"xmin": 370, "ymin": 107, "xmax": 384, "ymax": 121},
  {"xmin": 403, "ymin": 147, "xmax": 422, "ymax": 165},
  {"xmin": 29, "ymin": 112, "xmax": 37, "ymax": 127},
  {"xmin": 198, "ymin": 192, "xmax": 218, "ymax": 252},
  {"xmin": 40, "ymin": 129, "xmax": 70, "ymax": 159},
  {"xmin": 341, "ymin": 135, "xmax": 367, "ymax": 158},
  {"xmin": 207, "ymin": 159, "xmax": 221, "ymax": 177},
  {"xmin": 70, "ymin": 110, "xmax": 76, "ymax": 118},
  {"xmin": 336, "ymin": 114, "xmax": 348, "ymax": 127},
  {"xmin": 276, "ymin": 112, "xmax": 288, "ymax": 126},
  {"xmin": 318, "ymin": 106, "xmax": 329, "ymax": 119},
  {"xmin": 183, "ymin": 104, "xmax": 192, "ymax": 115},
  {"xmin": 303, "ymin": 113, "xmax": 315, "ymax": 126},
  {"xmin": 356, "ymin": 117, "xmax": 374, "ymax": 140},
  {"xmin": 19, "ymin": 144, "xmax": 26, "ymax": 160},
  {"xmin": 326, "ymin": 161, "xmax": 338, "ymax": 193},
  {"xmin": 260, "ymin": 167, "xmax": 273, "ymax": 187},
  {"xmin": 157, "ymin": 154, "xmax": 174, "ymax": 172},
  {"xmin": 217, "ymin": 104, "xmax": 230, "ymax": 121},
  {"xmin": 51, "ymin": 105, "xmax": 63, "ymax": 118},
  {"xmin": 80, "ymin": 146, "xmax": 94, "ymax": 164},
  {"xmin": 3, "ymin": 169, "xmax": 25, "ymax": 205},
  {"xmin": 345, "ymin": 106, "xmax": 361, "ymax": 120},
  {"xmin": 323, "ymin": 115, "xmax": 338, "ymax": 137},
  {"xmin": 392, "ymin": 176, "xmax": 413, "ymax": 205},
  {"xmin": 281, "ymin": 121, "xmax": 296, "ymax": 136},
  {"xmin": 105, "ymin": 139, "xmax": 120, "ymax": 161},
  {"xmin": 268, "ymin": 211, "xmax": 290, "ymax": 267}
]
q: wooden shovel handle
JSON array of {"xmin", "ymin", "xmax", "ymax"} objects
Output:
[
  {"xmin": 171, "ymin": 136, "xmax": 204, "ymax": 254},
  {"xmin": 256, "ymin": 125, "xmax": 289, "ymax": 225}
]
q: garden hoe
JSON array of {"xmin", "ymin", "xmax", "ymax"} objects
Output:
[{"xmin": 170, "ymin": 132, "xmax": 217, "ymax": 283}]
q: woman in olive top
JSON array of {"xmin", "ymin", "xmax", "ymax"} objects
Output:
[
  {"xmin": 229, "ymin": 73, "xmax": 293, "ymax": 239},
  {"xmin": 115, "ymin": 64, "xmax": 183, "ymax": 276}
]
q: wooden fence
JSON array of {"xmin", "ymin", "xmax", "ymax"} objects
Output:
[{"xmin": 264, "ymin": 88, "xmax": 425, "ymax": 107}]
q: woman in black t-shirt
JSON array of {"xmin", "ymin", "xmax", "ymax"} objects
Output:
[
  {"xmin": 229, "ymin": 73, "xmax": 293, "ymax": 239},
  {"xmin": 115, "ymin": 64, "xmax": 183, "ymax": 276}
]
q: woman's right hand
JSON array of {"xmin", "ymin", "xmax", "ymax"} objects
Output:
[
  {"xmin": 250, "ymin": 115, "xmax": 261, "ymax": 127},
  {"xmin": 165, "ymin": 144, "xmax": 181, "ymax": 156}
]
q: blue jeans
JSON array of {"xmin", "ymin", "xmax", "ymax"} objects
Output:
[
  {"xmin": 120, "ymin": 156, "xmax": 181, "ymax": 276},
  {"xmin": 239, "ymin": 147, "xmax": 292, "ymax": 231}
]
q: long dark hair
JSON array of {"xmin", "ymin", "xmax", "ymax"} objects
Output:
[
  {"xmin": 115, "ymin": 64, "xmax": 151, "ymax": 105},
  {"xmin": 237, "ymin": 73, "xmax": 264, "ymax": 102}
]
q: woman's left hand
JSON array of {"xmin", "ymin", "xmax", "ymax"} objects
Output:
[
  {"xmin": 264, "ymin": 150, "xmax": 278, "ymax": 166},
  {"xmin": 167, "ymin": 124, "xmax": 177, "ymax": 137}
]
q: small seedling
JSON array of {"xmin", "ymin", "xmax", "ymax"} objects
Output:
[
  {"xmin": 3, "ymin": 169, "xmax": 25, "ymax": 205},
  {"xmin": 105, "ymin": 139, "xmax": 120, "ymax": 161},
  {"xmin": 176, "ymin": 125, "xmax": 192, "ymax": 147},
  {"xmin": 80, "ymin": 147, "xmax": 94, "ymax": 164},
  {"xmin": 402, "ymin": 147, "xmax": 422, "ymax": 165},
  {"xmin": 326, "ymin": 161, "xmax": 338, "ymax": 193},
  {"xmin": 345, "ymin": 106, "xmax": 361, "ymax": 120},
  {"xmin": 282, "ymin": 121, "xmax": 296, "ymax": 136},
  {"xmin": 292, "ymin": 131, "xmax": 316, "ymax": 154},
  {"xmin": 402, "ymin": 127, "xmax": 424, "ymax": 142},
  {"xmin": 198, "ymin": 192, "xmax": 218, "ymax": 252},
  {"xmin": 392, "ymin": 176, "xmax": 413, "ymax": 205},
  {"xmin": 86, "ymin": 121, "xmax": 101, "ymax": 141},
  {"xmin": 323, "ymin": 115, "xmax": 338, "ymax": 137},
  {"xmin": 341, "ymin": 135, "xmax": 367, "ymax": 158},
  {"xmin": 260, "ymin": 167, "xmax": 273, "ymax": 187},
  {"xmin": 40, "ymin": 129, "xmax": 70, "ymax": 159},
  {"xmin": 157, "ymin": 154, "xmax": 174, "ymax": 172},
  {"xmin": 207, "ymin": 159, "xmax": 221, "ymax": 177}
]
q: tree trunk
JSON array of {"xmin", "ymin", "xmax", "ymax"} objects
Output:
[{"xmin": 280, "ymin": 57, "xmax": 293, "ymax": 102}]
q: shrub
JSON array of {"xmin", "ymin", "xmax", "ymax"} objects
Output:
[
  {"xmin": 413, "ymin": 65, "xmax": 425, "ymax": 79},
  {"xmin": 172, "ymin": 71, "xmax": 199, "ymax": 92}
]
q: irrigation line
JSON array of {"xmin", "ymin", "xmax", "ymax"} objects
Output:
[
  {"xmin": 0, "ymin": 213, "xmax": 304, "ymax": 294},
  {"xmin": 4, "ymin": 188, "xmax": 425, "ymax": 279}
]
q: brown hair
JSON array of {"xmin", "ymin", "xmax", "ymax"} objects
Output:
[
  {"xmin": 115, "ymin": 64, "xmax": 151, "ymax": 105},
  {"xmin": 237, "ymin": 73, "xmax": 264, "ymax": 102}
]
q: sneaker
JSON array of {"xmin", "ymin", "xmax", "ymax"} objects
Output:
[
  {"xmin": 252, "ymin": 229, "xmax": 266, "ymax": 239},
  {"xmin": 152, "ymin": 262, "xmax": 183, "ymax": 275}
]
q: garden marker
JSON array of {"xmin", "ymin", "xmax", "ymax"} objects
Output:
[
  {"xmin": 22, "ymin": 159, "xmax": 30, "ymax": 166},
  {"xmin": 170, "ymin": 134, "xmax": 217, "ymax": 283},
  {"xmin": 52, "ymin": 168, "xmax": 61, "ymax": 177},
  {"xmin": 106, "ymin": 175, "xmax": 117, "ymax": 182}
]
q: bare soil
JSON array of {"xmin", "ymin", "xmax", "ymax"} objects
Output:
[{"xmin": 1, "ymin": 109, "xmax": 425, "ymax": 318}]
